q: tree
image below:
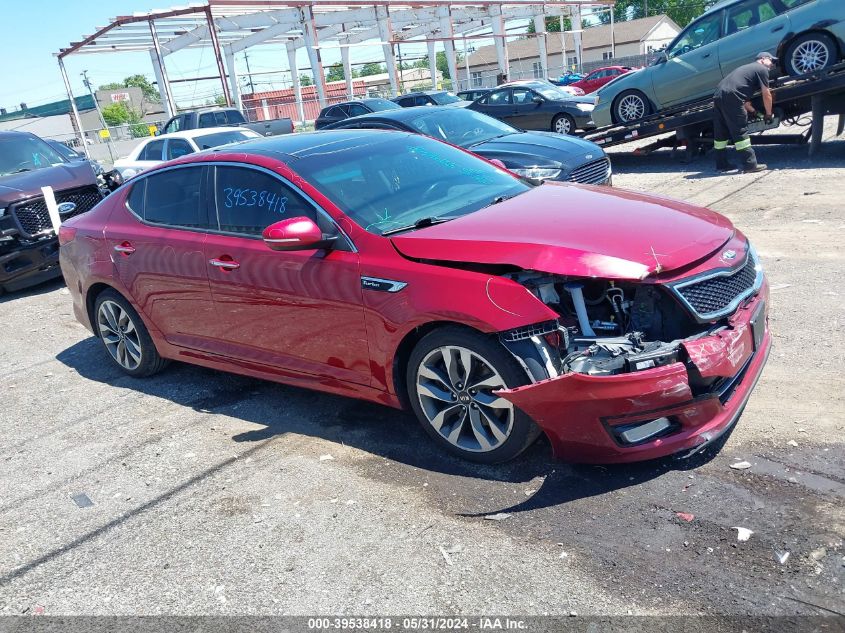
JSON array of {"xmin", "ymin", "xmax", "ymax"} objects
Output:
[
  {"xmin": 411, "ymin": 51, "xmax": 464, "ymax": 80},
  {"xmin": 527, "ymin": 15, "xmax": 572, "ymax": 33},
  {"xmin": 596, "ymin": 0, "xmax": 715, "ymax": 28},
  {"xmin": 326, "ymin": 63, "xmax": 345, "ymax": 82},
  {"xmin": 98, "ymin": 74, "xmax": 160, "ymax": 101},
  {"xmin": 299, "ymin": 74, "xmax": 313, "ymax": 86},
  {"xmin": 100, "ymin": 102, "xmax": 149, "ymax": 138},
  {"xmin": 359, "ymin": 62, "xmax": 385, "ymax": 77}
]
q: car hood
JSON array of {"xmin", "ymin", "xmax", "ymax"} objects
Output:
[
  {"xmin": 390, "ymin": 183, "xmax": 735, "ymax": 280},
  {"xmin": 471, "ymin": 132, "xmax": 604, "ymax": 170},
  {"xmin": 0, "ymin": 162, "xmax": 96, "ymax": 205}
]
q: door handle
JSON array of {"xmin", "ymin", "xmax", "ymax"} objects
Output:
[
  {"xmin": 702, "ymin": 53, "xmax": 711, "ymax": 59},
  {"xmin": 113, "ymin": 242, "xmax": 135, "ymax": 255},
  {"xmin": 209, "ymin": 257, "xmax": 240, "ymax": 270},
  {"xmin": 772, "ymin": 25, "xmax": 784, "ymax": 32}
]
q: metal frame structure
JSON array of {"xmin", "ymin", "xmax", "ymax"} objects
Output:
[{"xmin": 57, "ymin": 0, "xmax": 613, "ymax": 139}]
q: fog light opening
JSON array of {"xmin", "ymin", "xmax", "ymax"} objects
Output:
[{"xmin": 613, "ymin": 416, "xmax": 679, "ymax": 446}]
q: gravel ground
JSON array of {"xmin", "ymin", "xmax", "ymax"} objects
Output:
[{"xmin": 0, "ymin": 120, "xmax": 843, "ymax": 619}]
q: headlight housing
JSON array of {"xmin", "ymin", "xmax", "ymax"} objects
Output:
[
  {"xmin": 575, "ymin": 103, "xmax": 594, "ymax": 112},
  {"xmin": 510, "ymin": 167, "xmax": 562, "ymax": 181}
]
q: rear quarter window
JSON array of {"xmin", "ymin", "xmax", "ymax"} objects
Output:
[{"xmin": 127, "ymin": 166, "xmax": 207, "ymax": 228}]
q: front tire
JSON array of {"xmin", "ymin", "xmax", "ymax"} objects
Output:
[
  {"xmin": 406, "ymin": 327, "xmax": 541, "ymax": 463},
  {"xmin": 614, "ymin": 90, "xmax": 652, "ymax": 124},
  {"xmin": 552, "ymin": 113, "xmax": 575, "ymax": 135},
  {"xmin": 785, "ymin": 33, "xmax": 837, "ymax": 76},
  {"xmin": 94, "ymin": 289, "xmax": 168, "ymax": 377}
]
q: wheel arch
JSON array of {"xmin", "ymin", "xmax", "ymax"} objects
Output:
[{"xmin": 391, "ymin": 321, "xmax": 496, "ymax": 411}]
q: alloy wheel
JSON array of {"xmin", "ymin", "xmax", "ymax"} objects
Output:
[
  {"xmin": 415, "ymin": 345, "xmax": 514, "ymax": 453},
  {"xmin": 97, "ymin": 299, "xmax": 142, "ymax": 371},
  {"xmin": 618, "ymin": 94, "xmax": 646, "ymax": 122},
  {"xmin": 791, "ymin": 40, "xmax": 829, "ymax": 74},
  {"xmin": 554, "ymin": 116, "xmax": 572, "ymax": 134}
]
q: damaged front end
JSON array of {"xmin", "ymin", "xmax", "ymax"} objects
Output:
[{"xmin": 493, "ymin": 247, "xmax": 771, "ymax": 463}]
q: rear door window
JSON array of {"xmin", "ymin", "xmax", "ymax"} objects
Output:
[
  {"xmin": 347, "ymin": 103, "xmax": 369, "ymax": 116},
  {"xmin": 166, "ymin": 138, "xmax": 194, "ymax": 160},
  {"xmin": 487, "ymin": 89, "xmax": 512, "ymax": 105},
  {"xmin": 127, "ymin": 166, "xmax": 208, "ymax": 229},
  {"xmin": 139, "ymin": 139, "xmax": 165, "ymax": 161},
  {"xmin": 212, "ymin": 166, "xmax": 316, "ymax": 236},
  {"xmin": 725, "ymin": 0, "xmax": 779, "ymax": 34}
]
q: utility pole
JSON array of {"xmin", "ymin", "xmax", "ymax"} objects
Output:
[
  {"xmin": 243, "ymin": 51, "xmax": 255, "ymax": 93},
  {"xmin": 644, "ymin": 0, "xmax": 649, "ymax": 17},
  {"xmin": 80, "ymin": 70, "xmax": 116, "ymax": 163}
]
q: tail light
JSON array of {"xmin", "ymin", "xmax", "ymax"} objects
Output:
[{"xmin": 58, "ymin": 225, "xmax": 77, "ymax": 246}]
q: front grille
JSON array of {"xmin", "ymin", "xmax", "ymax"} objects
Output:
[
  {"xmin": 672, "ymin": 255, "xmax": 760, "ymax": 321},
  {"xmin": 567, "ymin": 158, "xmax": 611, "ymax": 185},
  {"xmin": 11, "ymin": 185, "xmax": 102, "ymax": 238}
]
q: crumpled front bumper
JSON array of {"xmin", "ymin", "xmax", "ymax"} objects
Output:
[{"xmin": 497, "ymin": 286, "xmax": 771, "ymax": 464}]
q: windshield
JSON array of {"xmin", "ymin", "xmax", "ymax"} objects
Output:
[
  {"xmin": 193, "ymin": 130, "xmax": 259, "ymax": 150},
  {"xmin": 293, "ymin": 134, "xmax": 529, "ymax": 236},
  {"xmin": 431, "ymin": 92, "xmax": 462, "ymax": 105},
  {"xmin": 405, "ymin": 109, "xmax": 517, "ymax": 148},
  {"xmin": 0, "ymin": 135, "xmax": 67, "ymax": 176},
  {"xmin": 365, "ymin": 99, "xmax": 401, "ymax": 112},
  {"xmin": 47, "ymin": 140, "xmax": 83, "ymax": 161}
]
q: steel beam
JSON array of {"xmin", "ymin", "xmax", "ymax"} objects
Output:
[
  {"xmin": 286, "ymin": 42, "xmax": 306, "ymax": 124},
  {"xmin": 223, "ymin": 44, "xmax": 242, "ymax": 110},
  {"xmin": 489, "ymin": 5, "xmax": 509, "ymax": 82},
  {"xmin": 376, "ymin": 5, "xmax": 399, "ymax": 96},
  {"xmin": 570, "ymin": 4, "xmax": 583, "ymax": 72},
  {"xmin": 534, "ymin": 15, "xmax": 548, "ymax": 79},
  {"xmin": 149, "ymin": 20, "xmax": 177, "ymax": 117},
  {"xmin": 301, "ymin": 6, "xmax": 327, "ymax": 106},
  {"xmin": 427, "ymin": 40, "xmax": 438, "ymax": 89},
  {"xmin": 206, "ymin": 6, "xmax": 232, "ymax": 107},
  {"xmin": 341, "ymin": 39, "xmax": 354, "ymax": 98},
  {"xmin": 438, "ymin": 6, "xmax": 458, "ymax": 88},
  {"xmin": 57, "ymin": 58, "xmax": 90, "ymax": 158}
]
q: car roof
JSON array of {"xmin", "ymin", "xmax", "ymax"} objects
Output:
[
  {"xmin": 151, "ymin": 127, "xmax": 257, "ymax": 140},
  {"xmin": 0, "ymin": 130, "xmax": 38, "ymax": 139},
  {"xmin": 701, "ymin": 0, "xmax": 739, "ymax": 17},
  {"xmin": 396, "ymin": 90, "xmax": 449, "ymax": 97},
  {"xmin": 333, "ymin": 105, "xmax": 459, "ymax": 125}
]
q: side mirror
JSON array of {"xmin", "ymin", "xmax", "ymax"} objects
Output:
[
  {"xmin": 532, "ymin": 96, "xmax": 544, "ymax": 104},
  {"xmin": 262, "ymin": 217, "xmax": 335, "ymax": 252},
  {"xmin": 488, "ymin": 158, "xmax": 507, "ymax": 169}
]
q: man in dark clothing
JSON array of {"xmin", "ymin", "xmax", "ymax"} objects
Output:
[{"xmin": 712, "ymin": 52, "xmax": 776, "ymax": 173}]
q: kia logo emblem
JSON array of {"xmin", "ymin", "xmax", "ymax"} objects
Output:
[
  {"xmin": 722, "ymin": 249, "xmax": 737, "ymax": 260},
  {"xmin": 57, "ymin": 202, "xmax": 77, "ymax": 216}
]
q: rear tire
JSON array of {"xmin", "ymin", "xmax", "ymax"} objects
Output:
[
  {"xmin": 94, "ymin": 289, "xmax": 169, "ymax": 378},
  {"xmin": 406, "ymin": 326, "xmax": 542, "ymax": 464},
  {"xmin": 613, "ymin": 90, "xmax": 652, "ymax": 124},
  {"xmin": 785, "ymin": 33, "xmax": 837, "ymax": 76},
  {"xmin": 552, "ymin": 113, "xmax": 575, "ymax": 135}
]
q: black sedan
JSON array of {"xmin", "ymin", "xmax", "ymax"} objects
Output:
[
  {"xmin": 468, "ymin": 81, "xmax": 596, "ymax": 135},
  {"xmin": 325, "ymin": 106, "xmax": 610, "ymax": 185},
  {"xmin": 315, "ymin": 98, "xmax": 400, "ymax": 130},
  {"xmin": 393, "ymin": 91, "xmax": 471, "ymax": 108}
]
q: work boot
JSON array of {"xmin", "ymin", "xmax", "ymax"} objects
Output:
[{"xmin": 739, "ymin": 148, "xmax": 766, "ymax": 173}]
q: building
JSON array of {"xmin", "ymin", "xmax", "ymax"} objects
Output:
[
  {"xmin": 242, "ymin": 68, "xmax": 441, "ymax": 122},
  {"xmin": 465, "ymin": 15, "xmax": 681, "ymax": 86}
]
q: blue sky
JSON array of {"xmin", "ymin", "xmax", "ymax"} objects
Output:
[{"xmin": 0, "ymin": 1, "xmax": 561, "ymax": 111}]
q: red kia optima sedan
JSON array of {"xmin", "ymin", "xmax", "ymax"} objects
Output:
[{"xmin": 59, "ymin": 131, "xmax": 770, "ymax": 464}]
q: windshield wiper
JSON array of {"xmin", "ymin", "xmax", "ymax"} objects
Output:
[
  {"xmin": 12, "ymin": 168, "xmax": 32, "ymax": 174},
  {"xmin": 381, "ymin": 216, "xmax": 453, "ymax": 236}
]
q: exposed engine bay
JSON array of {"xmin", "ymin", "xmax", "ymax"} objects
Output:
[{"xmin": 499, "ymin": 271, "xmax": 726, "ymax": 384}]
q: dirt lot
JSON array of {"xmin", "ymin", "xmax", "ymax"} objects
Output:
[{"xmin": 0, "ymin": 120, "xmax": 843, "ymax": 619}]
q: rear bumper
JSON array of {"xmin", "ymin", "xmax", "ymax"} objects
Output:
[
  {"xmin": 0, "ymin": 238, "xmax": 61, "ymax": 292},
  {"xmin": 499, "ymin": 288, "xmax": 770, "ymax": 464}
]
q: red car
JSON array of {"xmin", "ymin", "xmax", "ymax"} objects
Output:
[
  {"xmin": 570, "ymin": 66, "xmax": 635, "ymax": 95},
  {"xmin": 59, "ymin": 131, "xmax": 770, "ymax": 464}
]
